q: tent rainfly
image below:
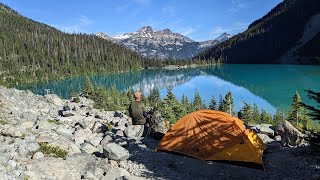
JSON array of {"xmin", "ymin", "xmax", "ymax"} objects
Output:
[{"xmin": 156, "ymin": 110, "xmax": 266, "ymax": 166}]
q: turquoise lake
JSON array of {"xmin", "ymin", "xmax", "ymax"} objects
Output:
[{"xmin": 20, "ymin": 64, "xmax": 320, "ymax": 114}]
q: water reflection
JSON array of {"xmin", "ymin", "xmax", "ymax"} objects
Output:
[{"xmin": 19, "ymin": 64, "xmax": 320, "ymax": 114}]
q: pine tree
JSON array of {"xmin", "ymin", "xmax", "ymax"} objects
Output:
[
  {"xmin": 160, "ymin": 88, "xmax": 183, "ymax": 124},
  {"xmin": 241, "ymin": 101, "xmax": 253, "ymax": 123},
  {"xmin": 149, "ymin": 88, "xmax": 161, "ymax": 108},
  {"xmin": 252, "ymin": 103, "xmax": 261, "ymax": 123},
  {"xmin": 83, "ymin": 77, "xmax": 93, "ymax": 97},
  {"xmin": 181, "ymin": 95, "xmax": 192, "ymax": 113},
  {"xmin": 303, "ymin": 90, "xmax": 320, "ymax": 121},
  {"xmin": 208, "ymin": 96, "xmax": 217, "ymax": 110},
  {"xmin": 273, "ymin": 108, "xmax": 285, "ymax": 124},
  {"xmin": 223, "ymin": 91, "xmax": 234, "ymax": 114},
  {"xmin": 218, "ymin": 95, "xmax": 224, "ymax": 111},
  {"xmin": 261, "ymin": 109, "xmax": 272, "ymax": 124},
  {"xmin": 193, "ymin": 91, "xmax": 203, "ymax": 111},
  {"xmin": 288, "ymin": 91, "xmax": 303, "ymax": 125}
]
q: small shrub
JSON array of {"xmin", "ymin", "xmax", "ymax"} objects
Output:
[
  {"xmin": 0, "ymin": 119, "xmax": 7, "ymax": 125},
  {"xmin": 103, "ymin": 121, "xmax": 113, "ymax": 132},
  {"xmin": 39, "ymin": 142, "xmax": 68, "ymax": 158},
  {"xmin": 73, "ymin": 96, "xmax": 80, "ymax": 103},
  {"xmin": 48, "ymin": 119, "xmax": 63, "ymax": 125}
]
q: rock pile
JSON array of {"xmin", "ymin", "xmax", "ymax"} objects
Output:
[
  {"xmin": 249, "ymin": 121, "xmax": 307, "ymax": 148},
  {"xmin": 0, "ymin": 86, "xmax": 148, "ymax": 180}
]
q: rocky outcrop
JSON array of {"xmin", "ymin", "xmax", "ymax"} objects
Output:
[
  {"xmin": 274, "ymin": 120, "xmax": 305, "ymax": 147},
  {"xmin": 0, "ymin": 86, "xmax": 142, "ymax": 179}
]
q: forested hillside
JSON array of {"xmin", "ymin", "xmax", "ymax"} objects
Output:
[
  {"xmin": 0, "ymin": 3, "xmax": 146, "ymax": 86},
  {"xmin": 195, "ymin": 0, "xmax": 320, "ymax": 64}
]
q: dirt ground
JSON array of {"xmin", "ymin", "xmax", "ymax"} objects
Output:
[{"xmin": 125, "ymin": 139, "xmax": 320, "ymax": 180}]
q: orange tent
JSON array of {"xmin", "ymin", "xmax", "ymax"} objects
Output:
[{"xmin": 156, "ymin": 110, "xmax": 266, "ymax": 165}]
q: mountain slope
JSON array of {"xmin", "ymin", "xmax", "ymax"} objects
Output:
[
  {"xmin": 0, "ymin": 3, "xmax": 145, "ymax": 86},
  {"xmin": 195, "ymin": 0, "xmax": 320, "ymax": 64},
  {"xmin": 96, "ymin": 26, "xmax": 231, "ymax": 59}
]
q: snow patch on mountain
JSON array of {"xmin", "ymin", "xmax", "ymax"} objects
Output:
[{"xmin": 96, "ymin": 26, "xmax": 231, "ymax": 59}]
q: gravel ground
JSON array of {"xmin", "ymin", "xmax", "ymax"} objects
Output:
[{"xmin": 125, "ymin": 139, "xmax": 320, "ymax": 180}]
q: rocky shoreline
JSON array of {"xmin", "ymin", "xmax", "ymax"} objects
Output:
[{"xmin": 0, "ymin": 86, "xmax": 319, "ymax": 180}]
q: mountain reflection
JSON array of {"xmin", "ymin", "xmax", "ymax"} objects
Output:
[{"xmin": 19, "ymin": 64, "xmax": 320, "ymax": 114}]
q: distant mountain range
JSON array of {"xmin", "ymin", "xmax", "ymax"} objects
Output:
[
  {"xmin": 96, "ymin": 26, "xmax": 232, "ymax": 59},
  {"xmin": 195, "ymin": 0, "xmax": 320, "ymax": 64}
]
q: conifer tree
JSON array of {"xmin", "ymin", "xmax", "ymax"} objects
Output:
[
  {"xmin": 148, "ymin": 88, "xmax": 161, "ymax": 107},
  {"xmin": 288, "ymin": 91, "xmax": 304, "ymax": 125},
  {"xmin": 261, "ymin": 109, "xmax": 272, "ymax": 124},
  {"xmin": 223, "ymin": 91, "xmax": 234, "ymax": 114},
  {"xmin": 83, "ymin": 77, "xmax": 93, "ymax": 97},
  {"xmin": 193, "ymin": 91, "xmax": 203, "ymax": 111},
  {"xmin": 218, "ymin": 95, "xmax": 224, "ymax": 111},
  {"xmin": 273, "ymin": 109, "xmax": 286, "ymax": 124},
  {"xmin": 252, "ymin": 103, "xmax": 261, "ymax": 123},
  {"xmin": 208, "ymin": 96, "xmax": 217, "ymax": 110},
  {"xmin": 303, "ymin": 90, "xmax": 320, "ymax": 121},
  {"xmin": 241, "ymin": 101, "xmax": 253, "ymax": 123}
]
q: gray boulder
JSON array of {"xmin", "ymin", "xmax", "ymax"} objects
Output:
[
  {"xmin": 49, "ymin": 137, "xmax": 81, "ymax": 155},
  {"xmin": 32, "ymin": 152, "xmax": 44, "ymax": 159},
  {"xmin": 100, "ymin": 135, "xmax": 113, "ymax": 146},
  {"xmin": 103, "ymin": 143, "xmax": 129, "ymax": 161},
  {"xmin": 66, "ymin": 153, "xmax": 99, "ymax": 174},
  {"xmin": 124, "ymin": 125, "xmax": 144, "ymax": 139},
  {"xmin": 116, "ymin": 130, "xmax": 124, "ymax": 137},
  {"xmin": 274, "ymin": 120, "xmax": 305, "ymax": 147},
  {"xmin": 45, "ymin": 94, "xmax": 64, "ymax": 106},
  {"xmin": 251, "ymin": 124, "xmax": 274, "ymax": 137},
  {"xmin": 24, "ymin": 157, "xmax": 79, "ymax": 180},
  {"xmin": 89, "ymin": 136, "xmax": 103, "ymax": 147},
  {"xmin": 92, "ymin": 121, "xmax": 107, "ymax": 134},
  {"xmin": 258, "ymin": 124, "xmax": 274, "ymax": 137},
  {"xmin": 17, "ymin": 140, "xmax": 40, "ymax": 157},
  {"xmin": 257, "ymin": 133, "xmax": 275, "ymax": 144},
  {"xmin": 102, "ymin": 168, "xmax": 130, "ymax": 180},
  {"xmin": 114, "ymin": 111, "xmax": 124, "ymax": 118},
  {"xmin": 0, "ymin": 126, "xmax": 26, "ymax": 138},
  {"xmin": 56, "ymin": 126, "xmax": 74, "ymax": 137},
  {"xmin": 81, "ymin": 143, "xmax": 99, "ymax": 154}
]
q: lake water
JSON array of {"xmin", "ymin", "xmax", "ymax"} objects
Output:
[{"xmin": 20, "ymin": 64, "xmax": 320, "ymax": 114}]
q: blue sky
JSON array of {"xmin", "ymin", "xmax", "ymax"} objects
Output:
[{"xmin": 1, "ymin": 0, "xmax": 282, "ymax": 41}]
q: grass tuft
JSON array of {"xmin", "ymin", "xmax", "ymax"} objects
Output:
[
  {"xmin": 48, "ymin": 119, "xmax": 63, "ymax": 125},
  {"xmin": 39, "ymin": 142, "xmax": 68, "ymax": 158}
]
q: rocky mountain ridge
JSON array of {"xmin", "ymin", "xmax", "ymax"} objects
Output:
[{"xmin": 96, "ymin": 26, "xmax": 232, "ymax": 59}]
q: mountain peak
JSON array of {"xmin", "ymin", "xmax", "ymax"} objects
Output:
[
  {"xmin": 139, "ymin": 26, "xmax": 154, "ymax": 33},
  {"xmin": 215, "ymin": 32, "xmax": 232, "ymax": 42}
]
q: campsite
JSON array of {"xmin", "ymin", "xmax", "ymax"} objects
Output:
[
  {"xmin": 1, "ymin": 0, "xmax": 320, "ymax": 179},
  {"xmin": 0, "ymin": 86, "xmax": 319, "ymax": 179}
]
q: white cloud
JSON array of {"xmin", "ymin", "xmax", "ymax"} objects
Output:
[{"xmin": 179, "ymin": 27, "xmax": 195, "ymax": 36}]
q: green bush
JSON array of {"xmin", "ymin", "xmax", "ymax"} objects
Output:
[
  {"xmin": 0, "ymin": 119, "xmax": 7, "ymax": 125},
  {"xmin": 73, "ymin": 96, "xmax": 80, "ymax": 103},
  {"xmin": 39, "ymin": 142, "xmax": 68, "ymax": 158},
  {"xmin": 103, "ymin": 121, "xmax": 113, "ymax": 132},
  {"xmin": 48, "ymin": 119, "xmax": 63, "ymax": 125}
]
